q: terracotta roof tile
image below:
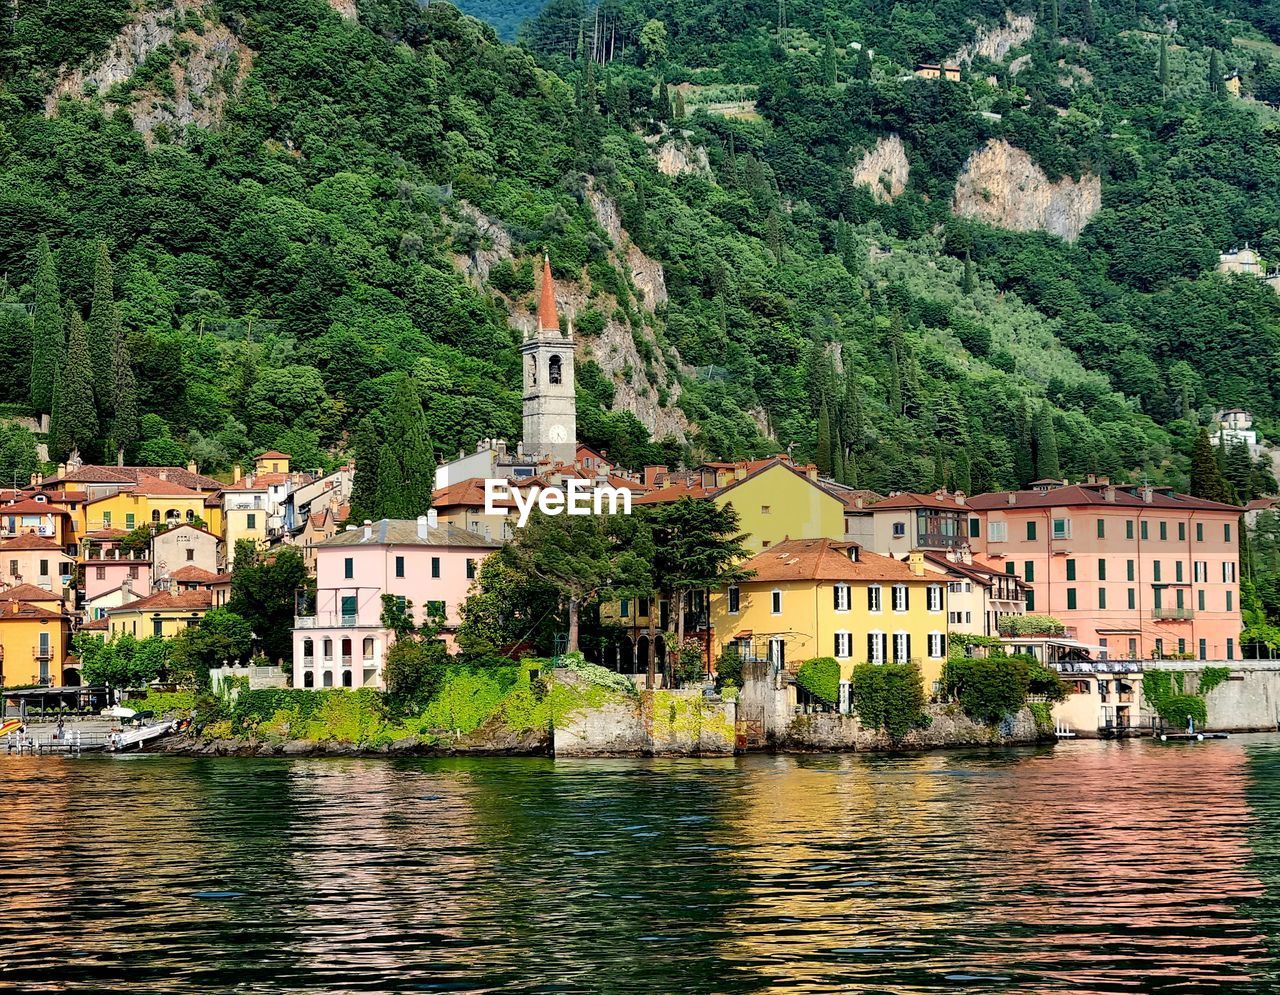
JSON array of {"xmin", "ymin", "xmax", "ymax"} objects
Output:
[
  {"xmin": 871, "ymin": 490, "xmax": 971, "ymax": 511},
  {"xmin": 0, "ymin": 534, "xmax": 64, "ymax": 551},
  {"xmin": 255, "ymin": 450, "xmax": 292, "ymax": 460},
  {"xmin": 0, "ymin": 583, "xmax": 63, "ymax": 602},
  {"xmin": 115, "ymin": 589, "xmax": 213, "ymax": 613},
  {"xmin": 966, "ymin": 484, "xmax": 1240, "ymax": 513},
  {"xmin": 0, "ymin": 600, "xmax": 64, "ymax": 621},
  {"xmin": 738, "ymin": 538, "xmax": 922, "ymax": 583},
  {"xmin": 0, "ymin": 499, "xmax": 69, "ymax": 516},
  {"xmin": 169, "ymin": 566, "xmax": 220, "ymax": 583}
]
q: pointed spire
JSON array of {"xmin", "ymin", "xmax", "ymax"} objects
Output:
[{"xmin": 537, "ymin": 252, "xmax": 558, "ymax": 333}]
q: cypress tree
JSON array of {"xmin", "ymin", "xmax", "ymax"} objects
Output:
[
  {"xmin": 815, "ymin": 401, "xmax": 833, "ymax": 476},
  {"xmin": 840, "ymin": 376, "xmax": 864, "ymax": 456},
  {"xmin": 724, "ymin": 132, "xmax": 738, "ymax": 186},
  {"xmin": 930, "ymin": 447, "xmax": 945, "ymax": 491},
  {"xmin": 657, "ymin": 80, "xmax": 672, "ymax": 120},
  {"xmin": 1050, "ymin": 0, "xmax": 1059, "ymax": 36},
  {"xmin": 87, "ymin": 241, "xmax": 118, "ymax": 415},
  {"xmin": 672, "ymin": 88, "xmax": 685, "ymax": 120},
  {"xmin": 29, "ymin": 235, "xmax": 62, "ymax": 413},
  {"xmin": 1081, "ymin": 0, "xmax": 1095, "ymax": 43},
  {"xmin": 348, "ymin": 415, "xmax": 383, "ymax": 522},
  {"xmin": 55, "ymin": 309, "xmax": 98, "ymax": 462},
  {"xmin": 1191, "ymin": 428, "xmax": 1231, "ymax": 503},
  {"xmin": 371, "ymin": 376, "xmax": 436, "ymax": 519},
  {"xmin": 821, "ymin": 29, "xmax": 837, "ymax": 86},
  {"xmin": 1159, "ymin": 34, "xmax": 1169, "ymax": 95},
  {"xmin": 1014, "ymin": 399, "xmax": 1035, "ymax": 486},
  {"xmin": 954, "ymin": 450, "xmax": 973, "ymax": 495},
  {"xmin": 1033, "ymin": 406, "xmax": 1061, "ymax": 480},
  {"xmin": 110, "ymin": 334, "xmax": 139, "ymax": 460},
  {"xmin": 1209, "ymin": 49, "xmax": 1221, "ymax": 96},
  {"xmin": 963, "ymin": 249, "xmax": 976, "ymax": 295},
  {"xmin": 853, "ymin": 44, "xmax": 871, "ymax": 80}
]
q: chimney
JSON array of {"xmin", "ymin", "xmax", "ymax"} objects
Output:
[
  {"xmin": 158, "ymin": 470, "xmax": 168, "ymax": 481},
  {"xmin": 1007, "ymin": 493, "xmax": 1017, "ymax": 505},
  {"xmin": 955, "ymin": 491, "xmax": 966, "ymax": 504},
  {"xmin": 362, "ymin": 519, "xmax": 372, "ymax": 541},
  {"xmin": 1142, "ymin": 486, "xmax": 1154, "ymax": 504},
  {"xmin": 855, "ymin": 497, "xmax": 864, "ymax": 510},
  {"xmin": 735, "ymin": 466, "xmax": 748, "ymax": 481},
  {"xmin": 57, "ymin": 463, "xmax": 66, "ymax": 478},
  {"xmin": 417, "ymin": 514, "xmax": 429, "ymax": 539},
  {"xmin": 1104, "ymin": 486, "xmax": 1116, "ymax": 503},
  {"xmin": 169, "ymin": 577, "xmax": 178, "ymax": 596},
  {"xmin": 908, "ymin": 550, "xmax": 925, "ymax": 576},
  {"xmin": 806, "ymin": 466, "xmax": 818, "ymax": 481},
  {"xmin": 29, "ymin": 472, "xmax": 37, "ymax": 487},
  {"xmin": 344, "ymin": 525, "xmax": 357, "ymax": 532},
  {"xmin": 428, "ymin": 508, "xmax": 438, "ymax": 529},
  {"xmin": 495, "ymin": 439, "xmax": 507, "ymax": 458},
  {"xmin": 232, "ymin": 464, "xmax": 242, "ymax": 485},
  {"xmin": 187, "ymin": 460, "xmax": 198, "ymax": 474}
]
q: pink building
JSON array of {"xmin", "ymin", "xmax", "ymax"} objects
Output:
[
  {"xmin": 81, "ymin": 529, "xmax": 151, "ymax": 619},
  {"xmin": 967, "ymin": 480, "xmax": 1242, "ymax": 661},
  {"xmin": 291, "ymin": 515, "xmax": 500, "ymax": 689}
]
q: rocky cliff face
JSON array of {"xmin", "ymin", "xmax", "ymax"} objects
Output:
[
  {"xmin": 850, "ymin": 134, "xmax": 909, "ymax": 203},
  {"xmin": 952, "ymin": 139, "xmax": 1101, "ymax": 242},
  {"xmin": 953, "ymin": 10, "xmax": 1036, "ymax": 65},
  {"xmin": 648, "ymin": 134, "xmax": 712, "ymax": 179},
  {"xmin": 45, "ymin": 0, "xmax": 252, "ymax": 144}
]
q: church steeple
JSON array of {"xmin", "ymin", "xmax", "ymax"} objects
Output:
[{"xmin": 521, "ymin": 252, "xmax": 577, "ymax": 464}]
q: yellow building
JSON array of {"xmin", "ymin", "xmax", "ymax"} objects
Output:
[
  {"xmin": 709, "ymin": 538, "xmax": 951, "ymax": 689},
  {"xmin": 222, "ymin": 482, "xmax": 270, "ymax": 565},
  {"xmin": 84, "ymin": 475, "xmax": 221, "ymax": 537},
  {"xmin": 636, "ymin": 459, "xmax": 846, "ymax": 553},
  {"xmin": 106, "ymin": 588, "xmax": 212, "ymax": 640},
  {"xmin": 254, "ymin": 450, "xmax": 291, "ymax": 475},
  {"xmin": 0, "ymin": 586, "xmax": 71, "ymax": 687}
]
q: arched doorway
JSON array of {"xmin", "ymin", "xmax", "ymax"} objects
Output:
[
  {"xmin": 303, "ymin": 671, "xmax": 314, "ymax": 688},
  {"xmin": 62, "ymin": 668, "xmax": 81, "ymax": 687},
  {"xmin": 637, "ymin": 635, "xmax": 650, "ymax": 674},
  {"xmin": 342, "ymin": 670, "xmax": 353, "ymax": 687}
]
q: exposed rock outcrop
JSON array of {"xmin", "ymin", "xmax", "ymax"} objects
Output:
[
  {"xmin": 649, "ymin": 136, "xmax": 712, "ymax": 179},
  {"xmin": 45, "ymin": 0, "xmax": 252, "ymax": 144},
  {"xmin": 952, "ymin": 139, "xmax": 1101, "ymax": 242},
  {"xmin": 850, "ymin": 135, "xmax": 909, "ymax": 203},
  {"xmin": 453, "ymin": 202, "xmax": 514, "ymax": 286},
  {"xmin": 953, "ymin": 11, "xmax": 1036, "ymax": 65},
  {"xmin": 327, "ymin": 0, "xmax": 358, "ymax": 20}
]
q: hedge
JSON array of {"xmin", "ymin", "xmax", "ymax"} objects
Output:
[
  {"xmin": 795, "ymin": 657, "xmax": 840, "ymax": 704},
  {"xmin": 849, "ymin": 662, "xmax": 929, "ymax": 741}
]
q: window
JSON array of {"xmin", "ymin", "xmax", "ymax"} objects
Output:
[
  {"xmin": 431, "ymin": 556, "xmax": 441, "ymax": 579},
  {"xmin": 1199, "ymin": 639, "xmax": 1207, "ymax": 660},
  {"xmin": 1196, "ymin": 523, "xmax": 1204, "ymax": 542},
  {"xmin": 891, "ymin": 584, "xmax": 908, "ymax": 612},
  {"xmin": 1066, "ymin": 588, "xmax": 1077, "ymax": 610},
  {"xmin": 341, "ymin": 595, "xmax": 358, "ymax": 621},
  {"xmin": 927, "ymin": 632, "xmax": 945, "ymax": 658},
  {"xmin": 185, "ymin": 549, "xmax": 194, "ymax": 562},
  {"xmin": 1228, "ymin": 638, "xmax": 1235, "ymax": 661},
  {"xmin": 727, "ymin": 586, "xmax": 740, "ymax": 614},
  {"xmin": 1153, "ymin": 561, "xmax": 1162, "ymax": 582},
  {"xmin": 1225, "ymin": 523, "xmax": 1232, "ymax": 542},
  {"xmin": 1023, "ymin": 561, "xmax": 1034, "ymax": 582},
  {"xmin": 95, "ymin": 565, "xmax": 105, "ymax": 580},
  {"xmin": 892, "ymin": 632, "xmax": 911, "ymax": 662},
  {"xmin": 1027, "ymin": 521, "xmax": 1037, "ymax": 541},
  {"xmin": 1178, "ymin": 522, "xmax": 1186, "ymax": 541},
  {"xmin": 867, "ymin": 585, "xmax": 882, "ymax": 613},
  {"xmin": 151, "ymin": 510, "xmax": 160, "ymax": 524},
  {"xmin": 926, "ymin": 584, "xmax": 942, "ymax": 612},
  {"xmin": 427, "ymin": 600, "xmax": 446, "ymax": 619},
  {"xmin": 344, "ymin": 557, "xmax": 353, "ymax": 579},
  {"xmin": 1052, "ymin": 518, "xmax": 1071, "ymax": 539},
  {"xmin": 1127, "ymin": 588, "xmax": 1136, "ymax": 610},
  {"xmin": 1140, "ymin": 521, "xmax": 1149, "ymax": 541},
  {"xmin": 949, "ymin": 611, "xmax": 964, "ymax": 624},
  {"xmin": 833, "ymin": 583, "xmax": 851, "ymax": 612},
  {"xmin": 1097, "ymin": 518, "xmax": 1106, "ymax": 538},
  {"xmin": 620, "ymin": 598, "xmax": 630, "ymax": 618},
  {"xmin": 1127, "ymin": 559, "xmax": 1135, "ymax": 582},
  {"xmin": 548, "ymin": 354, "xmax": 562, "ymax": 384},
  {"xmin": 771, "ymin": 589, "xmax": 782, "ymax": 615},
  {"xmin": 1025, "ymin": 590, "xmax": 1035, "ymax": 611},
  {"xmin": 1098, "ymin": 559, "xmax": 1107, "ymax": 581},
  {"xmin": 247, "ymin": 513, "xmax": 257, "ymax": 529},
  {"xmin": 1159, "ymin": 521, "xmax": 1167, "ymax": 541},
  {"xmin": 1223, "ymin": 562, "xmax": 1237, "ymax": 582},
  {"xmin": 833, "ymin": 631, "xmax": 852, "ymax": 659},
  {"xmin": 969, "ymin": 518, "xmax": 980, "ymax": 538},
  {"xmin": 1098, "ymin": 588, "xmax": 1107, "ymax": 610},
  {"xmin": 867, "ymin": 632, "xmax": 886, "ymax": 664},
  {"xmin": 1227, "ymin": 590, "xmax": 1234, "ymax": 612},
  {"xmin": 395, "ymin": 555, "xmax": 405, "ymax": 578},
  {"xmin": 1126, "ymin": 520, "xmax": 1134, "ymax": 540},
  {"xmin": 102, "ymin": 511, "xmax": 112, "ymax": 527},
  {"xmin": 1198, "ymin": 590, "xmax": 1206, "ymax": 611},
  {"xmin": 761, "ymin": 505, "xmax": 772, "ymax": 515},
  {"xmin": 989, "ymin": 522, "xmax": 1007, "ymax": 543},
  {"xmin": 125, "ymin": 513, "xmax": 135, "ymax": 530},
  {"xmin": 892, "ymin": 522, "xmax": 906, "ymax": 539},
  {"xmin": 128, "ymin": 565, "xmax": 139, "ymax": 580},
  {"xmin": 1194, "ymin": 561, "xmax": 1207, "ymax": 582},
  {"xmin": 1066, "ymin": 559, "xmax": 1076, "ymax": 581},
  {"xmin": 153, "ymin": 618, "xmax": 164, "ymax": 637},
  {"xmin": 38, "ymin": 559, "xmax": 48, "ymax": 576},
  {"xmin": 1155, "ymin": 638, "xmax": 1164, "ymax": 659},
  {"xmin": 1175, "ymin": 561, "xmax": 1184, "ymax": 583}
]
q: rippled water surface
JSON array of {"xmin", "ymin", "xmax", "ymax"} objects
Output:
[{"xmin": 5, "ymin": 738, "xmax": 1280, "ymax": 992}]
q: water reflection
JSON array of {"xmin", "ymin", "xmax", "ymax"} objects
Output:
[{"xmin": 0, "ymin": 740, "xmax": 1277, "ymax": 992}]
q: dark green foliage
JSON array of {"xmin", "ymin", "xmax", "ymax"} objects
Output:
[
  {"xmin": 75, "ymin": 633, "xmax": 169, "ymax": 689},
  {"xmin": 1191, "ymin": 428, "xmax": 1231, "ymax": 503},
  {"xmin": 849, "ymin": 662, "xmax": 930, "ymax": 741},
  {"xmin": 941, "ymin": 655, "xmax": 1034, "ymax": 724},
  {"xmin": 350, "ymin": 375, "xmax": 436, "ymax": 521},
  {"xmin": 52, "ymin": 309, "xmax": 98, "ymax": 462},
  {"xmin": 87, "ymin": 242, "xmax": 117, "ymax": 417},
  {"xmin": 227, "ymin": 546, "xmax": 313, "ymax": 665},
  {"xmin": 168, "ymin": 608, "xmax": 255, "ymax": 689},
  {"xmin": 29, "ymin": 236, "xmax": 62, "ymax": 414},
  {"xmin": 795, "ymin": 656, "xmax": 840, "ymax": 704}
]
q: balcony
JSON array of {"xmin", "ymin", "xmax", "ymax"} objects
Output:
[
  {"xmin": 1152, "ymin": 607, "xmax": 1195, "ymax": 621},
  {"xmin": 294, "ymin": 612, "xmax": 368, "ymax": 629},
  {"xmin": 916, "ymin": 530, "xmax": 964, "ymax": 550}
]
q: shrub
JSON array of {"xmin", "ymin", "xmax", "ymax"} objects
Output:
[
  {"xmin": 849, "ymin": 662, "xmax": 929, "ymax": 741},
  {"xmin": 1026, "ymin": 661, "xmax": 1068, "ymax": 702},
  {"xmin": 1160, "ymin": 693, "xmax": 1207, "ymax": 731},
  {"xmin": 1198, "ymin": 666, "xmax": 1231, "ymax": 696},
  {"xmin": 998, "ymin": 614, "xmax": 1065, "ymax": 636},
  {"xmin": 795, "ymin": 657, "xmax": 840, "ymax": 704},
  {"xmin": 715, "ymin": 646, "xmax": 743, "ymax": 691},
  {"xmin": 942, "ymin": 656, "xmax": 1031, "ymax": 724}
]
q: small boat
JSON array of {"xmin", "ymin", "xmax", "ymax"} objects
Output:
[
  {"xmin": 0, "ymin": 719, "xmax": 24, "ymax": 737},
  {"xmin": 108, "ymin": 720, "xmax": 177, "ymax": 752},
  {"xmin": 102, "ymin": 705, "xmax": 137, "ymax": 720}
]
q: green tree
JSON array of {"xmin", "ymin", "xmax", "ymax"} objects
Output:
[
  {"xmin": 29, "ymin": 235, "xmax": 62, "ymax": 413},
  {"xmin": 168, "ymin": 608, "xmax": 254, "ymax": 688},
  {"xmin": 1159, "ymin": 33, "xmax": 1169, "ymax": 95},
  {"xmin": 1209, "ymin": 48, "xmax": 1221, "ymax": 96},
  {"xmin": 227, "ymin": 546, "xmax": 313, "ymax": 665},
  {"xmin": 821, "ymin": 28, "xmax": 837, "ymax": 86},
  {"xmin": 371, "ymin": 376, "xmax": 436, "ymax": 519},
  {"xmin": 639, "ymin": 18, "xmax": 668, "ymax": 65},
  {"xmin": 672, "ymin": 88, "xmax": 685, "ymax": 120},
  {"xmin": 87, "ymin": 241, "xmax": 118, "ymax": 416},
  {"xmin": 815, "ymin": 400, "xmax": 833, "ymax": 475},
  {"xmin": 110, "ymin": 332, "xmax": 138, "ymax": 460},
  {"xmin": 1033, "ymin": 405, "xmax": 1061, "ymax": 480},
  {"xmin": 52, "ymin": 309, "xmax": 98, "ymax": 462},
  {"xmin": 457, "ymin": 546, "xmax": 563, "ymax": 656},
  {"xmin": 1191, "ymin": 428, "xmax": 1232, "ymax": 503}
]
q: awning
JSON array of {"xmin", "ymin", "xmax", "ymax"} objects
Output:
[{"xmin": 732, "ymin": 630, "xmax": 752, "ymax": 640}]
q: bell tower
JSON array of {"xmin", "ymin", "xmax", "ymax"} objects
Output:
[{"xmin": 521, "ymin": 254, "xmax": 577, "ymax": 464}]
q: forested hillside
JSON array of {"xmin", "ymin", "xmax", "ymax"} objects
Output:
[{"xmin": 2, "ymin": 0, "xmax": 1279, "ymax": 507}]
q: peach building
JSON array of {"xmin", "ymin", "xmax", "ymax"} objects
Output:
[
  {"xmin": 966, "ymin": 480, "xmax": 1242, "ymax": 661},
  {"xmin": 291, "ymin": 514, "xmax": 500, "ymax": 690}
]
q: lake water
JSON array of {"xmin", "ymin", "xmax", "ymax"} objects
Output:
[{"xmin": 4, "ymin": 737, "xmax": 1280, "ymax": 993}]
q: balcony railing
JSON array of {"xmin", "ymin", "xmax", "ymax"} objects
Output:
[
  {"xmin": 916, "ymin": 531, "xmax": 963, "ymax": 549},
  {"xmin": 1153, "ymin": 607, "xmax": 1195, "ymax": 620},
  {"xmin": 294, "ymin": 612, "xmax": 367, "ymax": 629}
]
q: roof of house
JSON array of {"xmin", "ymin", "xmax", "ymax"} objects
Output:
[
  {"xmin": 44, "ymin": 465, "xmax": 223, "ymax": 491},
  {"xmin": 0, "ymin": 600, "xmax": 64, "ymax": 621},
  {"xmin": 868, "ymin": 490, "xmax": 971, "ymax": 511},
  {"xmin": 0, "ymin": 583, "xmax": 63, "ymax": 602},
  {"xmin": 0, "ymin": 498, "xmax": 70, "ymax": 516},
  {"xmin": 0, "ymin": 534, "xmax": 65, "ymax": 552},
  {"xmin": 131, "ymin": 476, "xmax": 205, "ymax": 498},
  {"xmin": 169, "ymin": 566, "xmax": 220, "ymax": 583},
  {"xmin": 114, "ymin": 589, "xmax": 214, "ymax": 613},
  {"xmin": 432, "ymin": 477, "xmax": 515, "ymax": 510},
  {"xmin": 1246, "ymin": 497, "xmax": 1280, "ymax": 512},
  {"xmin": 635, "ymin": 457, "xmax": 829, "ymax": 506},
  {"xmin": 738, "ymin": 538, "xmax": 923, "ymax": 584},
  {"xmin": 85, "ymin": 528, "xmax": 131, "ymax": 540},
  {"xmin": 318, "ymin": 518, "xmax": 501, "ymax": 549},
  {"xmin": 154, "ymin": 523, "xmax": 221, "ymax": 540},
  {"xmin": 966, "ymin": 484, "xmax": 1241, "ymax": 513},
  {"xmin": 80, "ymin": 617, "xmax": 109, "ymax": 631},
  {"xmin": 255, "ymin": 450, "xmax": 292, "ymax": 460},
  {"xmin": 920, "ymin": 550, "xmax": 1002, "ymax": 587}
]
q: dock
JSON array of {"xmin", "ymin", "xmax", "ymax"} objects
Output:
[{"xmin": 1159, "ymin": 732, "xmax": 1230, "ymax": 741}]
